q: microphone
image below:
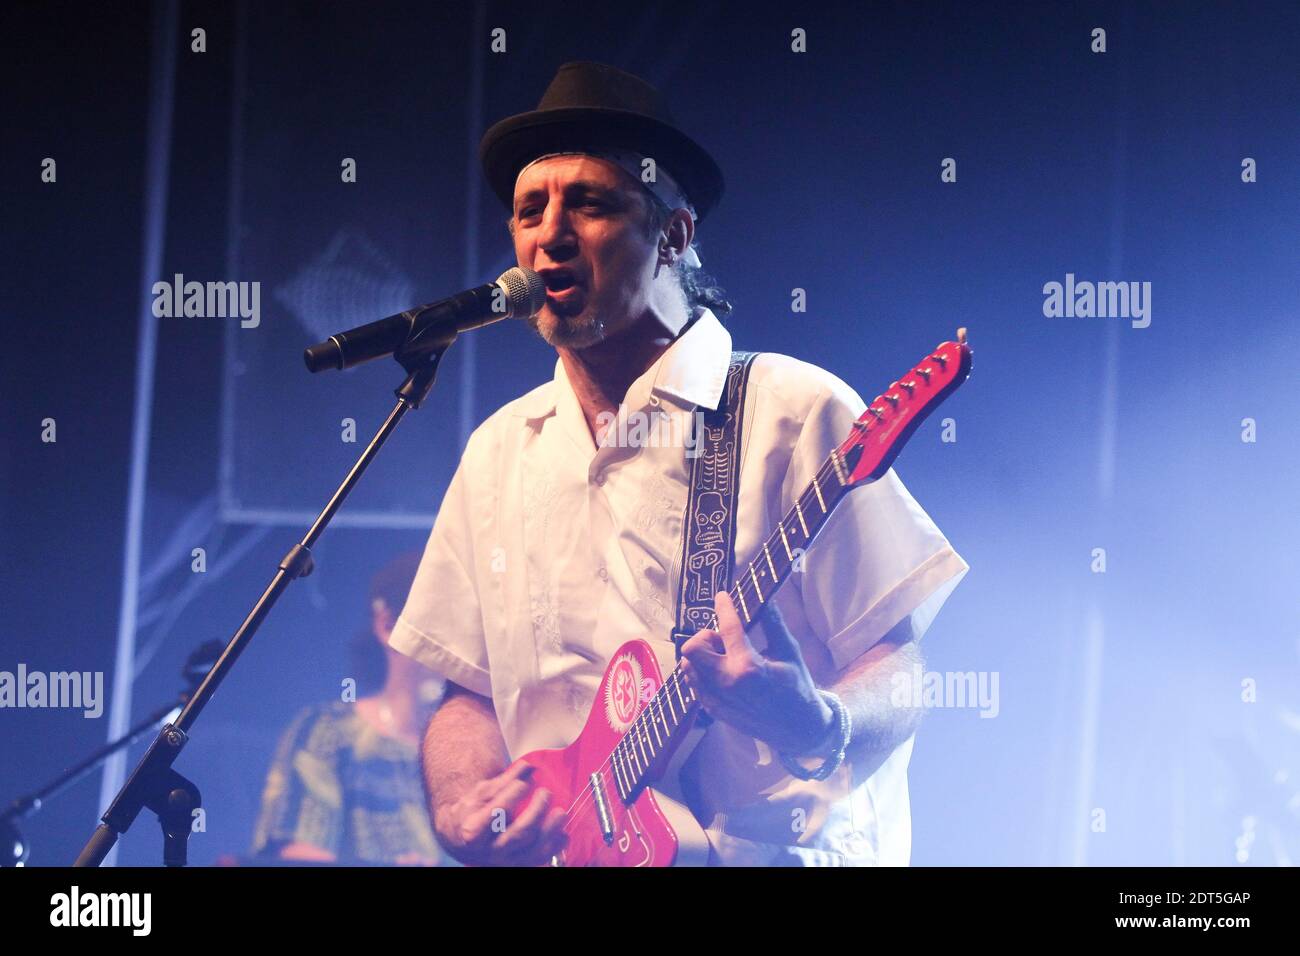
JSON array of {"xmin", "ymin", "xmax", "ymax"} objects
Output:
[{"xmin": 303, "ymin": 266, "xmax": 546, "ymax": 373}]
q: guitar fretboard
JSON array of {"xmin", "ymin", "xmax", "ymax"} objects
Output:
[{"xmin": 608, "ymin": 444, "xmax": 861, "ymax": 802}]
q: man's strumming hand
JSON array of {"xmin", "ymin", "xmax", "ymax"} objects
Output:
[{"xmin": 432, "ymin": 761, "xmax": 568, "ymax": 867}]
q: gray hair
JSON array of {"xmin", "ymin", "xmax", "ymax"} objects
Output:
[{"xmin": 640, "ymin": 192, "xmax": 733, "ymax": 320}]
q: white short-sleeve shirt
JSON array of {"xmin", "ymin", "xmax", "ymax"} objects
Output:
[{"xmin": 391, "ymin": 308, "xmax": 968, "ymax": 865}]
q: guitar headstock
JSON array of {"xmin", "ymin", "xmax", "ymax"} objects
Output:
[{"xmin": 835, "ymin": 328, "xmax": 972, "ymax": 486}]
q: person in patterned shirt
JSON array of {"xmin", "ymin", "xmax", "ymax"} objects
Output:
[{"xmin": 250, "ymin": 553, "xmax": 453, "ymax": 865}]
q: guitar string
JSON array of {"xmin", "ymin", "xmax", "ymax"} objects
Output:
[
  {"xmin": 555, "ymin": 452, "xmax": 847, "ymax": 833},
  {"xmin": 558, "ymin": 663, "xmax": 698, "ymax": 833},
  {"xmin": 556, "ymin": 469, "xmax": 819, "ymax": 833},
  {"xmin": 556, "ymin": 453, "xmax": 843, "ymax": 836},
  {"xmin": 556, "ymin": 346, "xmax": 963, "ymax": 839},
  {"xmin": 554, "ymin": 357, "xmax": 962, "ymax": 848},
  {"xmin": 556, "ymin": 454, "xmax": 846, "ymax": 837}
]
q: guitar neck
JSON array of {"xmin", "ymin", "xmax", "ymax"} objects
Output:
[
  {"xmin": 715, "ymin": 446, "xmax": 857, "ymax": 630},
  {"xmin": 607, "ymin": 446, "xmax": 858, "ymax": 803},
  {"xmin": 605, "ymin": 330, "xmax": 971, "ymax": 805}
]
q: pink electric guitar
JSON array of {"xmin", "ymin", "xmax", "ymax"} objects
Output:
[{"xmin": 511, "ymin": 330, "xmax": 973, "ymax": 866}]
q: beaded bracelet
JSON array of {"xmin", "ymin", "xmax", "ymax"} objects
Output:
[{"xmin": 779, "ymin": 690, "xmax": 851, "ymax": 781}]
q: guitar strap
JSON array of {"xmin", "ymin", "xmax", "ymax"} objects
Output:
[{"xmin": 670, "ymin": 349, "xmax": 759, "ymax": 661}]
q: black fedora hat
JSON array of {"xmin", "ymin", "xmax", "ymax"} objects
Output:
[{"xmin": 479, "ymin": 61, "xmax": 725, "ymax": 223}]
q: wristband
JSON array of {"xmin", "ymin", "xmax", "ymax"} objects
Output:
[{"xmin": 779, "ymin": 690, "xmax": 851, "ymax": 782}]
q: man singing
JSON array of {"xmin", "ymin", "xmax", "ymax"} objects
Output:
[{"xmin": 391, "ymin": 61, "xmax": 968, "ymax": 866}]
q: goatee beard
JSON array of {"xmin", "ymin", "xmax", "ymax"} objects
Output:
[{"xmin": 531, "ymin": 307, "xmax": 608, "ymax": 349}]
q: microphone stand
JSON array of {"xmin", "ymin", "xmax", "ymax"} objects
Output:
[
  {"xmin": 1, "ymin": 641, "xmax": 221, "ymax": 866},
  {"xmin": 73, "ymin": 323, "xmax": 460, "ymax": 866},
  {"xmin": 4, "ymin": 699, "xmax": 183, "ymax": 867}
]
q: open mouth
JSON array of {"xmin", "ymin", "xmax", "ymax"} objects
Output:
[{"xmin": 540, "ymin": 269, "xmax": 580, "ymax": 293}]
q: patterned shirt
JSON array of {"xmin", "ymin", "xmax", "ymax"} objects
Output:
[{"xmin": 251, "ymin": 702, "xmax": 446, "ymax": 865}]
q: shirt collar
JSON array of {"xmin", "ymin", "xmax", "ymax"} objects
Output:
[{"xmin": 510, "ymin": 307, "xmax": 733, "ymax": 420}]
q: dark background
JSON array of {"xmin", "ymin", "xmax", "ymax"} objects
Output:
[{"xmin": 2, "ymin": 0, "xmax": 1298, "ymax": 866}]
